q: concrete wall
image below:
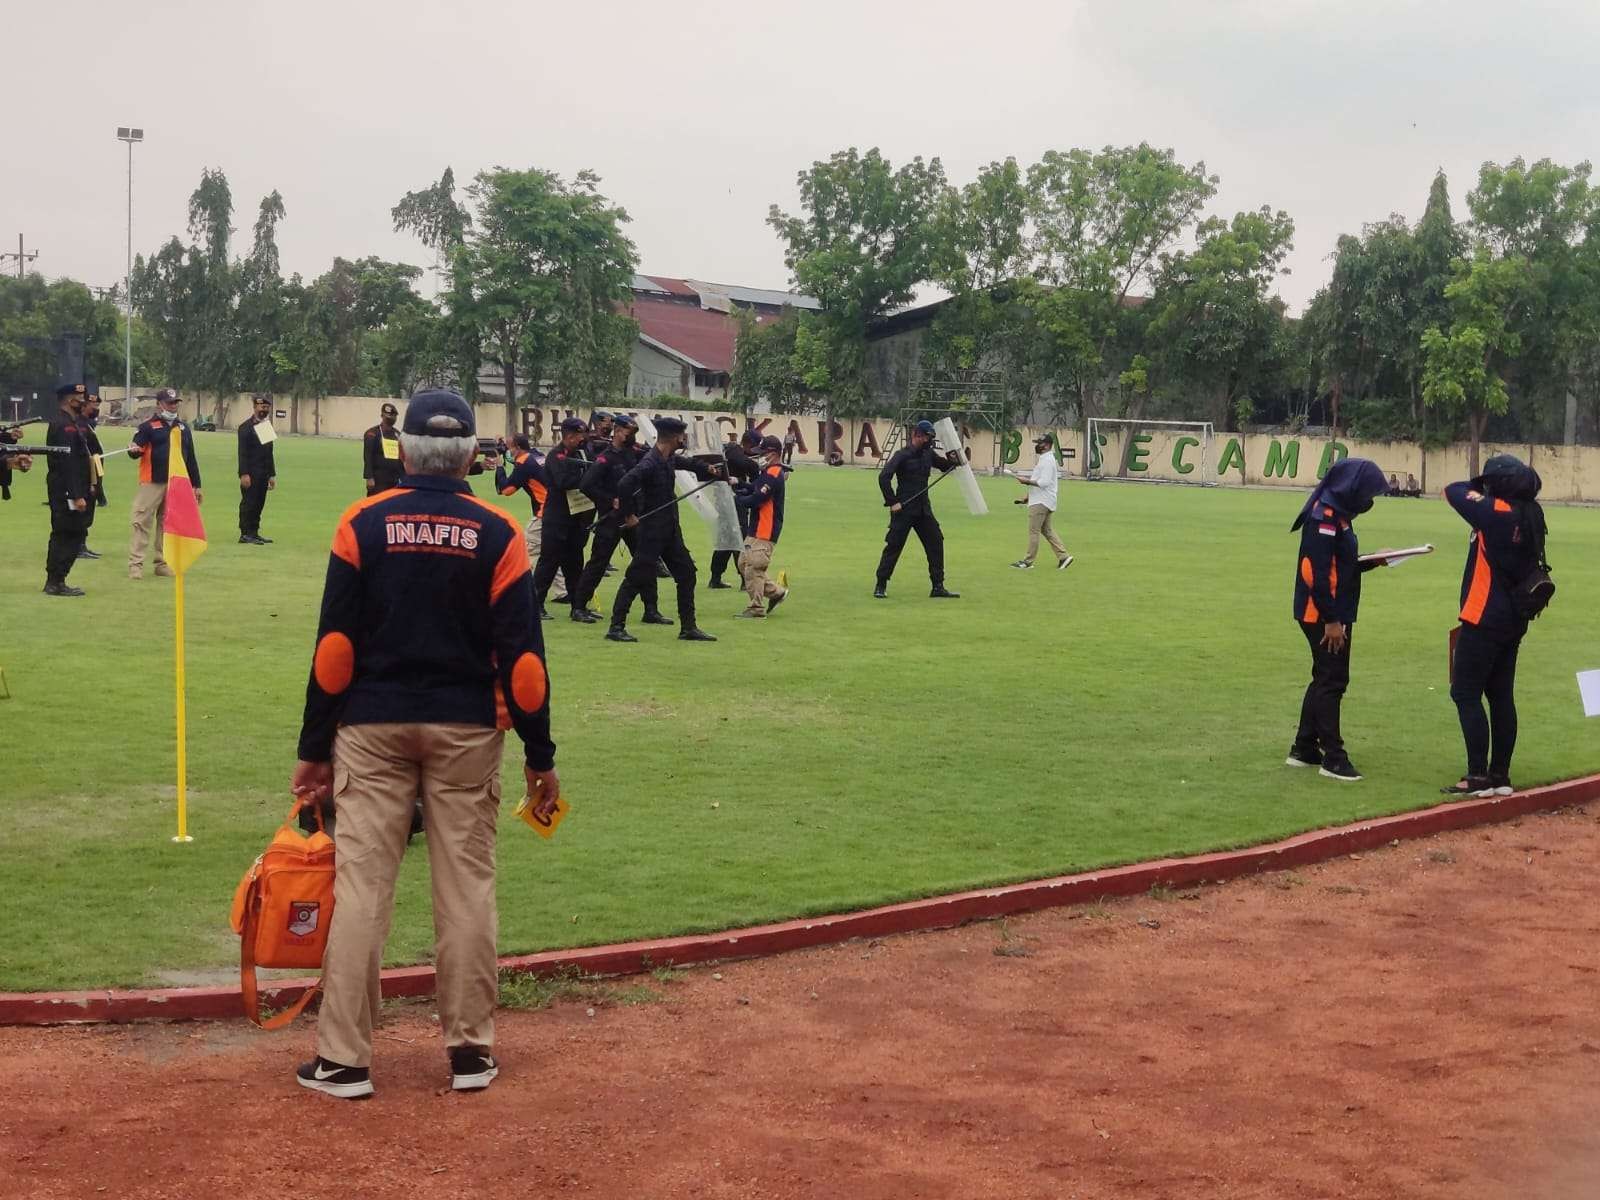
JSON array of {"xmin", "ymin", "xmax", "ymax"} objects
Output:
[{"xmin": 92, "ymin": 388, "xmax": 1600, "ymax": 502}]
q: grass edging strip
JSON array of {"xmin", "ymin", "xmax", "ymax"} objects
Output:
[{"xmin": 4, "ymin": 774, "xmax": 1595, "ymax": 1027}]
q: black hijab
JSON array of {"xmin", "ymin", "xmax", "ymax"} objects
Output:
[
  {"xmin": 1291, "ymin": 457, "xmax": 1389, "ymax": 531},
  {"xmin": 1477, "ymin": 454, "xmax": 1548, "ymax": 564}
]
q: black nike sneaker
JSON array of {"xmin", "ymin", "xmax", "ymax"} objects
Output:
[{"xmin": 296, "ymin": 1056, "xmax": 373, "ymax": 1100}]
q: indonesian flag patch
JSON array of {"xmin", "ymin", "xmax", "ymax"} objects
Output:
[{"xmin": 1318, "ymin": 524, "xmax": 1337, "ymax": 536}]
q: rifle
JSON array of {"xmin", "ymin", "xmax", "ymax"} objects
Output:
[{"xmin": 0, "ymin": 444, "xmax": 70, "ymax": 456}]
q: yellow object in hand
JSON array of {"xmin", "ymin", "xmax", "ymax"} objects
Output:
[{"xmin": 515, "ymin": 790, "xmax": 570, "ymax": 839}]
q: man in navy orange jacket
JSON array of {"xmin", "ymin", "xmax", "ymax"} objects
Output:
[
  {"xmin": 1287, "ymin": 458, "xmax": 1388, "ymax": 782},
  {"xmin": 733, "ymin": 435, "xmax": 789, "ymax": 618},
  {"xmin": 290, "ymin": 388, "xmax": 555, "ymax": 1101},
  {"xmin": 126, "ymin": 388, "xmax": 202, "ymax": 579}
]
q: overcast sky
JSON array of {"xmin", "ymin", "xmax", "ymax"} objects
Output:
[{"xmin": 9, "ymin": 0, "xmax": 1597, "ymax": 314}]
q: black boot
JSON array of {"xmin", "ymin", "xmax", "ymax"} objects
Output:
[
  {"xmin": 873, "ymin": 582, "xmax": 888, "ymax": 599},
  {"xmin": 641, "ymin": 611, "xmax": 674, "ymax": 626},
  {"xmin": 679, "ymin": 627, "xmax": 717, "ymax": 642},
  {"xmin": 570, "ymin": 608, "xmax": 598, "ymax": 624},
  {"xmin": 605, "ymin": 625, "xmax": 638, "ymax": 643},
  {"xmin": 929, "ymin": 585, "xmax": 961, "ymax": 599},
  {"xmin": 77, "ymin": 545, "xmax": 100, "ymax": 560},
  {"xmin": 707, "ymin": 579, "xmax": 732, "ymax": 590}
]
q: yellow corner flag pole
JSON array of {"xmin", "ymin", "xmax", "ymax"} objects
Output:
[
  {"xmin": 173, "ymin": 569, "xmax": 192, "ymax": 843},
  {"xmin": 163, "ymin": 429, "xmax": 207, "ymax": 845}
]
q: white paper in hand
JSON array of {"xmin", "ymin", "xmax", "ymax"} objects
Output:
[{"xmin": 1577, "ymin": 670, "xmax": 1600, "ymax": 718}]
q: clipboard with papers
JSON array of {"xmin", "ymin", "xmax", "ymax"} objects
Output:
[{"xmin": 1358, "ymin": 544, "xmax": 1433, "ymax": 568}]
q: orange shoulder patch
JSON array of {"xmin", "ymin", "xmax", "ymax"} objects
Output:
[
  {"xmin": 313, "ymin": 632, "xmax": 355, "ymax": 695},
  {"xmin": 510, "ymin": 652, "xmax": 548, "ymax": 713}
]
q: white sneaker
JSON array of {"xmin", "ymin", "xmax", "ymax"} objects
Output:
[{"xmin": 1010, "ymin": 560, "xmax": 1033, "ymax": 569}]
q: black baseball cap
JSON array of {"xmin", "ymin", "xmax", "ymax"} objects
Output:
[
  {"xmin": 155, "ymin": 387, "xmax": 179, "ymax": 403},
  {"xmin": 559, "ymin": 416, "xmax": 588, "ymax": 434},
  {"xmin": 913, "ymin": 419, "xmax": 935, "ymax": 436},
  {"xmin": 403, "ymin": 389, "xmax": 475, "ymax": 438},
  {"xmin": 380, "ymin": 402, "xmax": 399, "ymax": 418},
  {"xmin": 56, "ymin": 382, "xmax": 85, "ymax": 398},
  {"xmin": 759, "ymin": 435, "xmax": 782, "ymax": 454},
  {"xmin": 656, "ymin": 416, "xmax": 687, "ymax": 435}
]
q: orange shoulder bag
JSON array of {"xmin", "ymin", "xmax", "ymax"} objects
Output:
[{"xmin": 230, "ymin": 797, "xmax": 336, "ymax": 1029}]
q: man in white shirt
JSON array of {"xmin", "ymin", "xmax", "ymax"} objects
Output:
[{"xmin": 1010, "ymin": 434, "xmax": 1073, "ymax": 570}]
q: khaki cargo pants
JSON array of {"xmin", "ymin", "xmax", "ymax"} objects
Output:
[
  {"xmin": 1024, "ymin": 503, "xmax": 1068, "ymax": 565},
  {"xmin": 316, "ymin": 722, "xmax": 504, "ymax": 1069},
  {"xmin": 738, "ymin": 536, "xmax": 784, "ymax": 616},
  {"xmin": 128, "ymin": 481, "xmax": 169, "ymax": 574}
]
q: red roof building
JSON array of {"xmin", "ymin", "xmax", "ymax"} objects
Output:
[{"xmin": 626, "ymin": 275, "xmax": 817, "ymax": 402}]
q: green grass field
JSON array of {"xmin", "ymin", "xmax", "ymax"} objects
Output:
[{"xmin": 3, "ymin": 429, "xmax": 1597, "ymax": 991}]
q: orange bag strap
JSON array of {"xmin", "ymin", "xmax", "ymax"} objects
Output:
[
  {"xmin": 240, "ymin": 895, "xmax": 322, "ymax": 1030},
  {"xmin": 238, "ymin": 795, "xmax": 327, "ymax": 1030}
]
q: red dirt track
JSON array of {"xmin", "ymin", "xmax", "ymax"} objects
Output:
[{"xmin": 4, "ymin": 804, "xmax": 1598, "ymax": 1199}]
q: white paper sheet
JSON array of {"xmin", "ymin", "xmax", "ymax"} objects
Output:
[
  {"xmin": 255, "ymin": 422, "xmax": 278, "ymax": 445},
  {"xmin": 1578, "ymin": 670, "xmax": 1600, "ymax": 718}
]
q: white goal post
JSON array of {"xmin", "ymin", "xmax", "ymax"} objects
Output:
[{"xmin": 1083, "ymin": 418, "xmax": 1217, "ymax": 486}]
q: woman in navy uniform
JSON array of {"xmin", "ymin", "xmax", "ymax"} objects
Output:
[{"xmin": 1287, "ymin": 458, "xmax": 1389, "ymax": 781}]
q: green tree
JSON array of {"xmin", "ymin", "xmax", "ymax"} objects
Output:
[
  {"xmin": 730, "ymin": 307, "xmax": 818, "ymax": 413},
  {"xmin": 1422, "ymin": 249, "xmax": 1535, "ymax": 475},
  {"xmin": 446, "ymin": 167, "xmax": 637, "ymax": 431},
  {"xmin": 132, "ymin": 168, "xmax": 238, "ymax": 415},
  {"xmin": 767, "ymin": 147, "xmax": 949, "ymax": 420},
  {"xmin": 1464, "ymin": 157, "xmax": 1596, "ymax": 442},
  {"xmin": 924, "ymin": 158, "xmax": 1042, "ymax": 422},
  {"xmin": 1024, "ymin": 143, "xmax": 1219, "ymax": 418},
  {"xmin": 1143, "ymin": 206, "xmax": 1296, "ymax": 431},
  {"xmin": 234, "ymin": 190, "xmax": 287, "ymax": 395}
]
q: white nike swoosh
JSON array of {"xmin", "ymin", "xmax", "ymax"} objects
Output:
[{"xmin": 313, "ymin": 1064, "xmax": 347, "ymax": 1081}]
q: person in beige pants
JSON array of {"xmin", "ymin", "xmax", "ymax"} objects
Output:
[
  {"xmin": 126, "ymin": 389, "xmax": 202, "ymax": 578},
  {"xmin": 291, "ymin": 389, "xmax": 557, "ymax": 1101},
  {"xmin": 1010, "ymin": 433, "xmax": 1072, "ymax": 570}
]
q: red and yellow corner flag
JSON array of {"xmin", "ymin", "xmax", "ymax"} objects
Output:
[
  {"xmin": 163, "ymin": 427, "xmax": 207, "ymax": 843},
  {"xmin": 163, "ymin": 474, "xmax": 207, "ymax": 572}
]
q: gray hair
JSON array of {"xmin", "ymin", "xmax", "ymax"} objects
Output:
[{"xmin": 398, "ymin": 432, "xmax": 474, "ymax": 476}]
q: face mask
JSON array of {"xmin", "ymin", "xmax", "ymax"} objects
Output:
[{"xmin": 159, "ymin": 408, "xmax": 177, "ymax": 422}]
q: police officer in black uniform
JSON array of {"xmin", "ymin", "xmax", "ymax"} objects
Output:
[
  {"xmin": 874, "ymin": 419, "xmax": 963, "ymax": 599},
  {"xmin": 238, "ymin": 393, "xmax": 277, "ymax": 544},
  {"xmin": 79, "ymin": 392, "xmax": 108, "ymax": 559},
  {"xmin": 709, "ymin": 427, "xmax": 761, "ymax": 589},
  {"xmin": 362, "ymin": 402, "xmax": 403, "ymax": 495},
  {"xmin": 572, "ymin": 415, "xmax": 671, "ymax": 624},
  {"xmin": 534, "ymin": 417, "xmax": 598, "ymax": 622},
  {"xmin": 588, "ymin": 410, "xmax": 614, "ymax": 457},
  {"xmin": 44, "ymin": 383, "xmax": 94, "ymax": 597},
  {"xmin": 606, "ymin": 416, "xmax": 723, "ymax": 643}
]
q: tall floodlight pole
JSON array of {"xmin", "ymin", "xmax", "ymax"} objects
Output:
[{"xmin": 116, "ymin": 127, "xmax": 144, "ymax": 409}]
